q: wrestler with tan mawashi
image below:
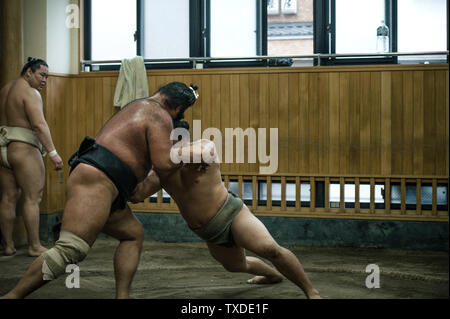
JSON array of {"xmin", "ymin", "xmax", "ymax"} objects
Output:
[{"xmin": 0, "ymin": 58, "xmax": 63, "ymax": 257}]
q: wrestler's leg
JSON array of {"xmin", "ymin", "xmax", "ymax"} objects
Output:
[
  {"xmin": 1, "ymin": 164, "xmax": 118, "ymax": 299},
  {"xmin": 207, "ymin": 243, "xmax": 283, "ymax": 284},
  {"xmin": 0, "ymin": 166, "xmax": 21, "ymax": 255},
  {"xmin": 102, "ymin": 205, "xmax": 144, "ymax": 299},
  {"xmin": 7, "ymin": 142, "xmax": 46, "ymax": 257},
  {"xmin": 230, "ymin": 205, "xmax": 320, "ymax": 299}
]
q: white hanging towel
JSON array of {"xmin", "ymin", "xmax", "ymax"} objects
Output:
[{"xmin": 113, "ymin": 56, "xmax": 149, "ymax": 109}]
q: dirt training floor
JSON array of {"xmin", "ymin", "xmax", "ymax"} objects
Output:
[{"xmin": 0, "ymin": 238, "xmax": 448, "ymax": 300}]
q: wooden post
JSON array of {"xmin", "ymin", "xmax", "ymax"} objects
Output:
[{"xmin": 0, "ymin": 0, "xmax": 24, "ymax": 89}]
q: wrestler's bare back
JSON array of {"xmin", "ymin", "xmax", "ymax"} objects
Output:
[
  {"xmin": 94, "ymin": 96, "xmax": 175, "ymax": 182},
  {"xmin": 0, "ymin": 82, "xmax": 14, "ymax": 126},
  {"xmin": 2, "ymin": 79, "xmax": 39, "ymax": 129}
]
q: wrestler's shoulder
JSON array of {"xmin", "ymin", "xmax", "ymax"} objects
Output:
[
  {"xmin": 141, "ymin": 101, "xmax": 172, "ymax": 124},
  {"xmin": 0, "ymin": 81, "xmax": 15, "ymax": 96}
]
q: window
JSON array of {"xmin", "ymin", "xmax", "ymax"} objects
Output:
[
  {"xmin": 267, "ymin": 0, "xmax": 315, "ymax": 66},
  {"xmin": 286, "ymin": 181, "xmax": 296, "ymax": 207},
  {"xmin": 398, "ymin": 0, "xmax": 448, "ymax": 63},
  {"xmin": 84, "ymin": 0, "xmax": 267, "ymax": 70},
  {"xmin": 90, "ymin": 0, "xmax": 137, "ymax": 61},
  {"xmin": 344, "ymin": 183, "xmax": 355, "ymax": 209},
  {"xmin": 314, "ymin": 0, "xmax": 448, "ymax": 65},
  {"xmin": 84, "ymin": 0, "xmax": 448, "ymax": 69},
  {"xmin": 228, "ymin": 180, "xmax": 253, "ymax": 205},
  {"xmin": 210, "ymin": 0, "xmax": 257, "ymax": 57},
  {"xmin": 329, "ymin": 182, "xmax": 340, "ymax": 208},
  {"xmin": 300, "ymin": 182, "xmax": 311, "ymax": 207},
  {"xmin": 143, "ymin": 0, "xmax": 190, "ymax": 59},
  {"xmin": 335, "ymin": 0, "xmax": 386, "ymax": 54}
]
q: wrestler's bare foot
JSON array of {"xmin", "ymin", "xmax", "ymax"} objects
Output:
[
  {"xmin": 28, "ymin": 245, "xmax": 47, "ymax": 257},
  {"xmin": 247, "ymin": 275, "xmax": 283, "ymax": 285},
  {"xmin": 307, "ymin": 289, "xmax": 322, "ymax": 299},
  {"xmin": 4, "ymin": 246, "xmax": 17, "ymax": 256}
]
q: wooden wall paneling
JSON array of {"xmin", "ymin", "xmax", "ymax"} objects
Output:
[
  {"xmin": 258, "ymin": 73, "xmax": 269, "ymax": 176},
  {"xmin": 238, "ymin": 74, "xmax": 250, "ymax": 173},
  {"xmin": 423, "ymin": 71, "xmax": 436, "ymax": 175},
  {"xmin": 147, "ymin": 75, "xmax": 157, "ymax": 96},
  {"xmin": 308, "ymin": 73, "xmax": 319, "ymax": 174},
  {"xmin": 339, "ymin": 73, "xmax": 350, "ymax": 174},
  {"xmin": 402, "ymin": 71, "xmax": 414, "ymax": 175},
  {"xmin": 348, "ymin": 72, "xmax": 360, "ymax": 175},
  {"xmin": 228, "ymin": 74, "xmax": 240, "ymax": 173},
  {"xmin": 391, "ymin": 71, "xmax": 403, "ymax": 175},
  {"xmin": 288, "ymin": 73, "xmax": 299, "ymax": 174},
  {"xmin": 370, "ymin": 72, "xmax": 382, "ymax": 175},
  {"xmin": 93, "ymin": 78, "xmax": 104, "ymax": 136},
  {"xmin": 329, "ymin": 73, "xmax": 340, "ymax": 175},
  {"xmin": 413, "ymin": 71, "xmax": 424, "ymax": 175},
  {"xmin": 268, "ymin": 73, "xmax": 279, "ymax": 174},
  {"xmin": 380, "ymin": 72, "xmax": 392, "ymax": 175},
  {"xmin": 278, "ymin": 73, "xmax": 289, "ymax": 174},
  {"xmin": 318, "ymin": 73, "xmax": 329, "ymax": 175},
  {"xmin": 211, "ymin": 75, "xmax": 222, "ymax": 166},
  {"xmin": 77, "ymin": 77, "xmax": 87, "ymax": 139},
  {"xmin": 298, "ymin": 73, "xmax": 310, "ymax": 174},
  {"xmin": 434, "ymin": 71, "xmax": 447, "ymax": 176},
  {"xmin": 446, "ymin": 70, "xmax": 449, "ymax": 177},
  {"xmin": 359, "ymin": 72, "xmax": 371, "ymax": 175},
  {"xmin": 220, "ymin": 74, "xmax": 231, "ymax": 173},
  {"xmin": 86, "ymin": 77, "xmax": 96, "ymax": 138},
  {"xmin": 249, "ymin": 73, "xmax": 260, "ymax": 173}
]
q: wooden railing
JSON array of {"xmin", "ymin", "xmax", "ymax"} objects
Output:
[{"xmin": 130, "ymin": 174, "xmax": 449, "ymax": 222}]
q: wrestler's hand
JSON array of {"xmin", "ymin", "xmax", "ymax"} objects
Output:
[
  {"xmin": 50, "ymin": 153, "xmax": 63, "ymax": 171},
  {"xmin": 129, "ymin": 183, "xmax": 147, "ymax": 204}
]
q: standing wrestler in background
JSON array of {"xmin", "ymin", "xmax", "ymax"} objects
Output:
[{"xmin": 0, "ymin": 58, "xmax": 63, "ymax": 257}]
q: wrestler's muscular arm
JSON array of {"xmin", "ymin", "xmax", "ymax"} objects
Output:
[
  {"xmin": 129, "ymin": 170, "xmax": 162, "ymax": 203},
  {"xmin": 23, "ymin": 88, "xmax": 63, "ymax": 170},
  {"xmin": 146, "ymin": 109, "xmax": 181, "ymax": 179}
]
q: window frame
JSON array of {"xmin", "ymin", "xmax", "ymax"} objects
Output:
[
  {"xmin": 83, "ymin": 0, "xmax": 268, "ymax": 71},
  {"xmin": 314, "ymin": 0, "xmax": 398, "ymax": 66},
  {"xmin": 83, "ymin": 0, "xmax": 448, "ymax": 70}
]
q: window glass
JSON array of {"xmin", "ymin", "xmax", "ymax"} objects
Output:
[
  {"xmin": 243, "ymin": 181, "xmax": 253, "ymax": 202},
  {"xmin": 210, "ymin": 0, "xmax": 257, "ymax": 57},
  {"xmin": 144, "ymin": 0, "xmax": 190, "ymax": 59},
  {"xmin": 329, "ymin": 183, "xmax": 340, "ymax": 208},
  {"xmin": 268, "ymin": 0, "xmax": 314, "ymax": 65},
  {"xmin": 300, "ymin": 183, "xmax": 310, "ymax": 202},
  {"xmin": 91, "ymin": 0, "xmax": 137, "ymax": 60},
  {"xmin": 398, "ymin": 0, "xmax": 447, "ymax": 62},
  {"xmin": 335, "ymin": 0, "xmax": 386, "ymax": 54}
]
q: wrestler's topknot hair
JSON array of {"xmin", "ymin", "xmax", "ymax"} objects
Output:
[
  {"xmin": 157, "ymin": 82, "xmax": 199, "ymax": 112},
  {"xmin": 21, "ymin": 57, "xmax": 48, "ymax": 76}
]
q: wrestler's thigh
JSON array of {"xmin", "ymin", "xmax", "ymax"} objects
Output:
[
  {"xmin": 0, "ymin": 165, "xmax": 19, "ymax": 195},
  {"xmin": 60, "ymin": 164, "xmax": 118, "ymax": 246},
  {"xmin": 102, "ymin": 205, "xmax": 143, "ymax": 241},
  {"xmin": 207, "ymin": 242, "xmax": 247, "ymax": 267},
  {"xmin": 230, "ymin": 206, "xmax": 278, "ymax": 254},
  {"xmin": 7, "ymin": 142, "xmax": 45, "ymax": 196}
]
